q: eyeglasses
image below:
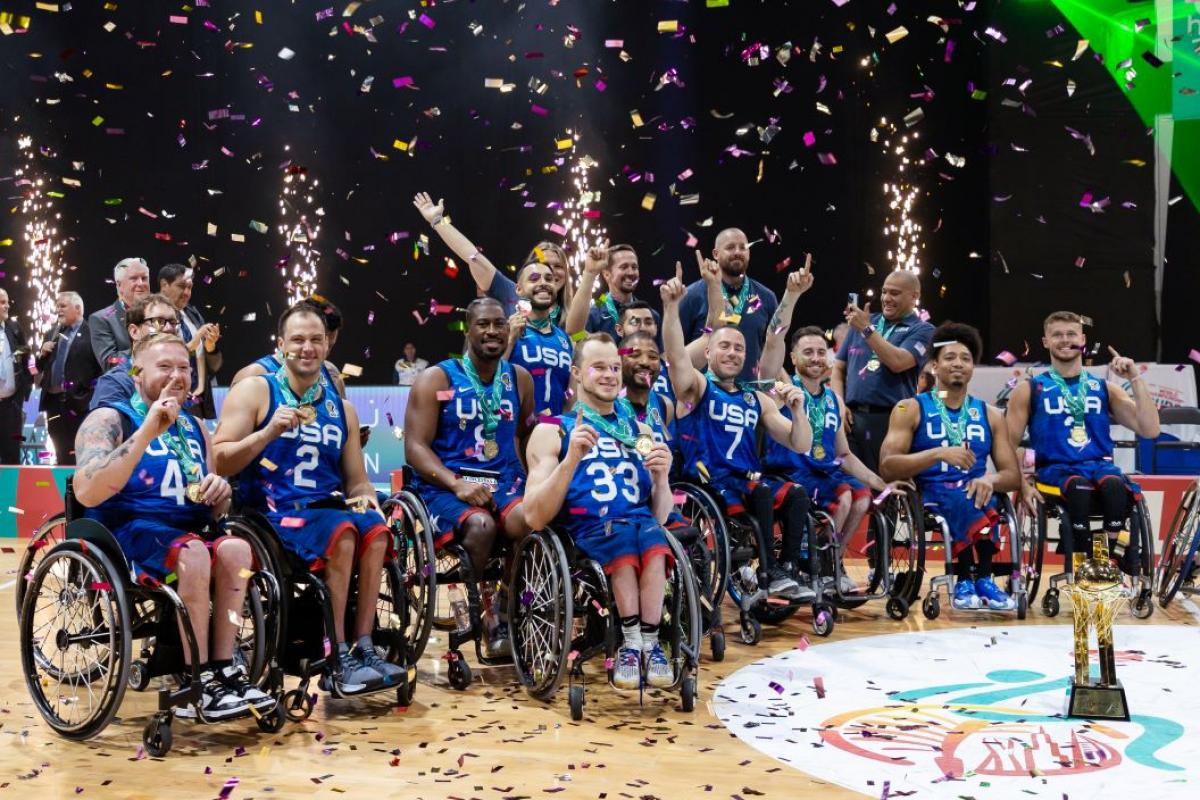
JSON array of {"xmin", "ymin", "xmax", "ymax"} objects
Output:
[{"xmin": 142, "ymin": 317, "xmax": 179, "ymax": 331}]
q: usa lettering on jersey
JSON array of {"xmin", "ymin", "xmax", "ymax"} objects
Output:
[
  {"xmin": 518, "ymin": 341, "xmax": 572, "ymax": 369},
  {"xmin": 707, "ymin": 397, "xmax": 759, "ymax": 427}
]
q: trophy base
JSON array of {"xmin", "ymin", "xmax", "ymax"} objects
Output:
[{"xmin": 1066, "ymin": 677, "xmax": 1130, "ymax": 721}]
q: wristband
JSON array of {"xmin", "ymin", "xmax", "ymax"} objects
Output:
[{"xmin": 862, "ymin": 326, "xmax": 875, "ymax": 338}]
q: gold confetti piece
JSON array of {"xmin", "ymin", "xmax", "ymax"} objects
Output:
[
  {"xmin": 1072, "ymin": 39, "xmax": 1089, "ymax": 61},
  {"xmin": 259, "ymin": 457, "xmax": 278, "ymax": 471},
  {"xmin": 641, "ymin": 192, "xmax": 656, "ymax": 210},
  {"xmin": 885, "ymin": 26, "xmax": 909, "ymax": 43},
  {"xmin": 555, "ymin": 137, "xmax": 574, "ymax": 150},
  {"xmin": 238, "ymin": 568, "xmax": 254, "ymax": 579},
  {"xmin": 657, "ymin": 19, "xmax": 678, "ymax": 33},
  {"xmin": 630, "ymin": 110, "xmax": 644, "ymax": 128},
  {"xmin": 393, "ymin": 139, "xmax": 408, "ymax": 151},
  {"xmin": 255, "ymin": 10, "xmax": 262, "ymax": 23},
  {"xmin": 719, "ymin": 313, "xmax": 742, "ymax": 325},
  {"xmin": 342, "ymin": 363, "xmax": 363, "ymax": 378}
]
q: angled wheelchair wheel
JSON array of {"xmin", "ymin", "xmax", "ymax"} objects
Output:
[
  {"xmin": 867, "ymin": 494, "xmax": 925, "ymax": 606},
  {"xmin": 671, "ymin": 483, "xmax": 730, "ymax": 624},
  {"xmin": 373, "ymin": 559, "xmax": 414, "ymax": 672},
  {"xmin": 1156, "ymin": 481, "xmax": 1200, "ymax": 608},
  {"xmin": 20, "ymin": 542, "xmax": 132, "ymax": 740},
  {"xmin": 233, "ymin": 582, "xmax": 268, "ymax": 685},
  {"xmin": 16, "ymin": 512, "xmax": 67, "ymax": 619},
  {"xmin": 1013, "ymin": 495, "xmax": 1046, "ymax": 604},
  {"xmin": 663, "ymin": 533, "xmax": 702, "ymax": 688},
  {"xmin": 432, "ymin": 551, "xmax": 461, "ymax": 631},
  {"xmin": 509, "ymin": 530, "xmax": 574, "ymax": 701},
  {"xmin": 383, "ymin": 491, "xmax": 437, "ymax": 657}
]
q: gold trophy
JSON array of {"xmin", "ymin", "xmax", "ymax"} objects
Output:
[{"xmin": 1065, "ymin": 532, "xmax": 1130, "ymax": 721}]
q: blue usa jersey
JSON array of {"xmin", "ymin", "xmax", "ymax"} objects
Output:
[
  {"xmin": 677, "ymin": 378, "xmax": 762, "ymax": 484},
  {"xmin": 239, "ymin": 376, "xmax": 347, "ymax": 510},
  {"xmin": 629, "ymin": 392, "xmax": 673, "ymax": 446},
  {"xmin": 910, "ymin": 393, "xmax": 991, "ymax": 486},
  {"xmin": 554, "ymin": 410, "xmax": 655, "ymax": 538},
  {"xmin": 765, "ymin": 385, "xmax": 841, "ymax": 473},
  {"xmin": 87, "ymin": 402, "xmax": 211, "ymax": 531},
  {"xmin": 652, "ymin": 365, "xmax": 676, "ymax": 408},
  {"xmin": 510, "ymin": 325, "xmax": 573, "ymax": 416},
  {"xmin": 426, "ymin": 359, "xmax": 524, "ymax": 476},
  {"xmin": 1027, "ymin": 371, "xmax": 1114, "ymax": 467},
  {"xmin": 254, "ymin": 353, "xmax": 338, "ymax": 395}
]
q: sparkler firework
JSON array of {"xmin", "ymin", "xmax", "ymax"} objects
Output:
[
  {"xmin": 277, "ymin": 160, "xmax": 322, "ymax": 303},
  {"xmin": 16, "ymin": 136, "xmax": 66, "ymax": 344},
  {"xmin": 549, "ymin": 134, "xmax": 606, "ymax": 290}
]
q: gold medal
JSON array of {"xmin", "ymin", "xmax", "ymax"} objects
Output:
[
  {"xmin": 1070, "ymin": 425, "xmax": 1087, "ymax": 444},
  {"xmin": 185, "ymin": 482, "xmax": 206, "ymax": 504},
  {"xmin": 482, "ymin": 439, "xmax": 499, "ymax": 459},
  {"xmin": 812, "ymin": 444, "xmax": 826, "ymax": 460},
  {"xmin": 296, "ymin": 404, "xmax": 317, "ymax": 425},
  {"xmin": 634, "ymin": 434, "xmax": 655, "ymax": 458},
  {"xmin": 866, "ymin": 358, "xmax": 881, "ymax": 372}
]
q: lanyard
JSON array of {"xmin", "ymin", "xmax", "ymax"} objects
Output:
[
  {"xmin": 128, "ymin": 392, "xmax": 202, "ymax": 483},
  {"xmin": 460, "ymin": 356, "xmax": 507, "ymax": 441},
  {"xmin": 929, "ymin": 391, "xmax": 969, "ymax": 446},
  {"xmin": 1046, "ymin": 368, "xmax": 1091, "ymax": 421}
]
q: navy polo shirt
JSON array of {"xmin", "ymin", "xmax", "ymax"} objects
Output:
[
  {"xmin": 89, "ymin": 351, "xmax": 134, "ymax": 411},
  {"xmin": 836, "ymin": 311, "xmax": 934, "ymax": 407},
  {"xmin": 586, "ymin": 300, "xmax": 662, "ymax": 343},
  {"xmin": 677, "ymin": 277, "xmax": 778, "ymax": 382}
]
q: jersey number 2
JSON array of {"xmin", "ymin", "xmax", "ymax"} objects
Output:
[{"xmin": 295, "ymin": 444, "xmax": 320, "ymax": 489}]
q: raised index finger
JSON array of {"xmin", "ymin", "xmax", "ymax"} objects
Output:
[{"xmin": 1107, "ymin": 345, "xmax": 1121, "ymax": 359}]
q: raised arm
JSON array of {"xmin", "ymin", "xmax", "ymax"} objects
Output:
[
  {"xmin": 660, "ymin": 264, "xmax": 704, "ymax": 406},
  {"xmin": 684, "ymin": 251, "xmax": 727, "ymax": 369},
  {"xmin": 758, "ymin": 386, "xmax": 813, "ymax": 453},
  {"xmin": 521, "ymin": 417, "xmax": 595, "ymax": 530},
  {"xmin": 514, "ymin": 365, "xmax": 536, "ymax": 467},
  {"xmin": 413, "ymin": 192, "xmax": 501, "ymax": 294},
  {"xmin": 759, "ymin": 256, "xmax": 814, "ymax": 380},
  {"xmin": 1106, "ymin": 347, "xmax": 1160, "ymax": 439},
  {"xmin": 564, "ymin": 244, "xmax": 607, "ymax": 336},
  {"xmin": 212, "ymin": 377, "xmax": 295, "ymax": 476}
]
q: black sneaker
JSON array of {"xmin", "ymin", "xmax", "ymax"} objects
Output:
[
  {"xmin": 197, "ymin": 669, "xmax": 252, "ymax": 721},
  {"xmin": 219, "ymin": 664, "xmax": 276, "ymax": 711}
]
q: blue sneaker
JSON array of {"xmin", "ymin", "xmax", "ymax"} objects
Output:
[
  {"xmin": 975, "ymin": 577, "xmax": 1016, "ymax": 610},
  {"xmin": 613, "ymin": 647, "xmax": 641, "ymax": 690},
  {"xmin": 643, "ymin": 643, "xmax": 673, "ymax": 689},
  {"xmin": 952, "ymin": 579, "xmax": 981, "ymax": 610}
]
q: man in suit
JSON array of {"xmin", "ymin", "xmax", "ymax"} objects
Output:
[
  {"xmin": 38, "ymin": 292, "xmax": 101, "ymax": 465},
  {"xmin": 0, "ymin": 289, "xmax": 35, "ymax": 464},
  {"xmin": 158, "ymin": 263, "xmax": 222, "ymax": 419},
  {"xmin": 89, "ymin": 256, "xmax": 151, "ymax": 370}
]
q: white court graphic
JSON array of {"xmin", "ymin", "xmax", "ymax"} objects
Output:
[{"xmin": 713, "ymin": 625, "xmax": 1198, "ymax": 798}]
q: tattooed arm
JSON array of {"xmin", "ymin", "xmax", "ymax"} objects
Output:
[
  {"xmin": 759, "ymin": 256, "xmax": 814, "ymax": 381},
  {"xmin": 72, "ymin": 408, "xmax": 156, "ymax": 507}
]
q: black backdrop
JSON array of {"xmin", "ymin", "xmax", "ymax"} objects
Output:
[{"xmin": 0, "ymin": 0, "xmax": 1183, "ymax": 383}]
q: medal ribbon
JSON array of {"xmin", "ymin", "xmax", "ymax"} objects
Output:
[
  {"xmin": 929, "ymin": 391, "xmax": 969, "ymax": 447},
  {"xmin": 1046, "ymin": 368, "xmax": 1091, "ymax": 427},
  {"xmin": 460, "ymin": 356, "xmax": 507, "ymax": 442},
  {"xmin": 273, "ymin": 365, "xmax": 322, "ymax": 411},
  {"xmin": 805, "ymin": 386, "xmax": 829, "ymax": 452},
  {"xmin": 873, "ymin": 316, "xmax": 901, "ymax": 341},
  {"xmin": 720, "ymin": 278, "xmax": 752, "ymax": 315},
  {"xmin": 129, "ymin": 392, "xmax": 203, "ymax": 484},
  {"xmin": 600, "ymin": 294, "xmax": 621, "ymax": 327},
  {"xmin": 525, "ymin": 304, "xmax": 562, "ymax": 332},
  {"xmin": 577, "ymin": 401, "xmax": 639, "ymax": 449}
]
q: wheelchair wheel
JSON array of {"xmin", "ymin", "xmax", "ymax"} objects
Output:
[
  {"xmin": 372, "ymin": 559, "xmax": 414, "ymax": 672},
  {"xmin": 1130, "ymin": 496, "xmax": 1156, "ymax": 618},
  {"xmin": 15, "ymin": 512, "xmax": 67, "ymax": 619},
  {"xmin": 383, "ymin": 491, "xmax": 437, "ymax": 657},
  {"xmin": 432, "ymin": 551, "xmax": 461, "ymax": 631},
  {"xmin": 20, "ymin": 543, "xmax": 132, "ymax": 740},
  {"xmin": 867, "ymin": 494, "xmax": 924, "ymax": 606},
  {"xmin": 671, "ymin": 483, "xmax": 730, "ymax": 626},
  {"xmin": 510, "ymin": 530, "xmax": 574, "ymax": 701},
  {"xmin": 234, "ymin": 582, "xmax": 268, "ymax": 685},
  {"xmin": 1014, "ymin": 497, "xmax": 1046, "ymax": 604},
  {"xmin": 811, "ymin": 511, "xmax": 869, "ymax": 610},
  {"xmin": 1156, "ymin": 481, "xmax": 1200, "ymax": 608},
  {"xmin": 662, "ymin": 533, "xmax": 702, "ymax": 688}
]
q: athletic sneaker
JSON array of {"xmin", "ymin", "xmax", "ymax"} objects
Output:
[
  {"xmin": 319, "ymin": 645, "xmax": 384, "ymax": 693},
  {"xmin": 974, "ymin": 577, "xmax": 1016, "ymax": 611},
  {"xmin": 835, "ymin": 572, "xmax": 859, "ymax": 595},
  {"xmin": 782, "ymin": 563, "xmax": 817, "ymax": 601},
  {"xmin": 613, "ymin": 646, "xmax": 641, "ymax": 690},
  {"xmin": 766, "ymin": 566, "xmax": 803, "ymax": 600},
  {"xmin": 196, "ymin": 669, "xmax": 252, "ymax": 720},
  {"xmin": 484, "ymin": 621, "xmax": 512, "ymax": 659},
  {"xmin": 952, "ymin": 579, "xmax": 982, "ymax": 610},
  {"xmin": 354, "ymin": 641, "xmax": 406, "ymax": 684},
  {"xmin": 219, "ymin": 664, "xmax": 276, "ymax": 711},
  {"xmin": 643, "ymin": 643, "xmax": 673, "ymax": 689}
]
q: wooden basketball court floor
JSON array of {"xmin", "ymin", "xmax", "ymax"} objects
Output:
[{"xmin": 0, "ymin": 550, "xmax": 1193, "ymax": 800}]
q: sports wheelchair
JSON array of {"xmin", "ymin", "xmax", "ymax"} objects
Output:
[
  {"xmin": 230, "ymin": 503, "xmax": 419, "ymax": 718},
  {"xmin": 883, "ymin": 490, "xmax": 1031, "ymax": 620},
  {"xmin": 383, "ymin": 469, "xmax": 511, "ymax": 690},
  {"xmin": 1014, "ymin": 479, "xmax": 1155, "ymax": 619},
  {"xmin": 1155, "ymin": 478, "xmax": 1200, "ymax": 609},
  {"xmin": 19, "ymin": 478, "xmax": 285, "ymax": 757},
  {"xmin": 667, "ymin": 482, "xmax": 731, "ymax": 660},
  {"xmin": 508, "ymin": 526, "xmax": 701, "ymax": 720}
]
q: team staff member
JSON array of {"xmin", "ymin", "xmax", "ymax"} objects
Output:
[
  {"xmin": 832, "ymin": 270, "xmax": 934, "ymax": 474},
  {"xmin": 523, "ymin": 334, "xmax": 677, "ymax": 690}
]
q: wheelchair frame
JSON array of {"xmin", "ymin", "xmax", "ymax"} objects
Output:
[
  {"xmin": 508, "ymin": 526, "xmax": 701, "ymax": 720},
  {"xmin": 1154, "ymin": 478, "xmax": 1200, "ymax": 609}
]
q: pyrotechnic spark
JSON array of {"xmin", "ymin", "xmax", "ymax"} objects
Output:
[
  {"xmin": 550, "ymin": 134, "xmax": 607, "ymax": 290},
  {"xmin": 877, "ymin": 118, "xmax": 923, "ymax": 275},
  {"xmin": 16, "ymin": 136, "xmax": 65, "ymax": 344},
  {"xmin": 277, "ymin": 160, "xmax": 322, "ymax": 303}
]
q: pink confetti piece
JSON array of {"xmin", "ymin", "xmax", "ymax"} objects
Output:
[
  {"xmin": 796, "ymin": 635, "xmax": 810, "ymax": 651},
  {"xmin": 417, "ymin": 13, "xmax": 435, "ymax": 29},
  {"xmin": 802, "ymin": 131, "xmax": 816, "ymax": 147},
  {"xmin": 994, "ymin": 350, "xmax": 1017, "ymax": 365},
  {"xmin": 392, "ymin": 76, "xmax": 414, "ymax": 89},
  {"xmin": 1189, "ymin": 349, "xmax": 1200, "ymax": 365},
  {"xmin": 813, "ymin": 676, "xmax": 826, "ymax": 699},
  {"xmin": 872, "ymin": 486, "xmax": 894, "ymax": 506},
  {"xmin": 279, "ymin": 516, "xmax": 306, "ymax": 528}
]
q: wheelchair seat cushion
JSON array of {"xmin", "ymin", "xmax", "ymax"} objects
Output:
[{"xmin": 265, "ymin": 506, "xmax": 389, "ymax": 571}]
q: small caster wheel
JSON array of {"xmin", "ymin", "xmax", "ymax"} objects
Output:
[
  {"xmin": 812, "ymin": 604, "xmax": 835, "ymax": 637},
  {"xmin": 128, "ymin": 660, "xmax": 151, "ymax": 692},
  {"xmin": 255, "ymin": 700, "xmax": 287, "ymax": 733},
  {"xmin": 886, "ymin": 596, "xmax": 909, "ymax": 620},
  {"xmin": 448, "ymin": 654, "xmax": 472, "ymax": 690},
  {"xmin": 679, "ymin": 676, "xmax": 696, "ymax": 713},
  {"xmin": 739, "ymin": 615, "xmax": 762, "ymax": 646},
  {"xmin": 710, "ymin": 631, "xmax": 726, "ymax": 663},
  {"xmin": 1016, "ymin": 593, "xmax": 1028, "ymax": 621},
  {"xmin": 142, "ymin": 719, "xmax": 173, "ymax": 757},
  {"xmin": 283, "ymin": 688, "xmax": 314, "ymax": 722},
  {"xmin": 568, "ymin": 685, "xmax": 585, "ymax": 721},
  {"xmin": 1042, "ymin": 590, "xmax": 1060, "ymax": 617},
  {"xmin": 1132, "ymin": 590, "xmax": 1154, "ymax": 620},
  {"xmin": 922, "ymin": 594, "xmax": 940, "ymax": 621}
]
